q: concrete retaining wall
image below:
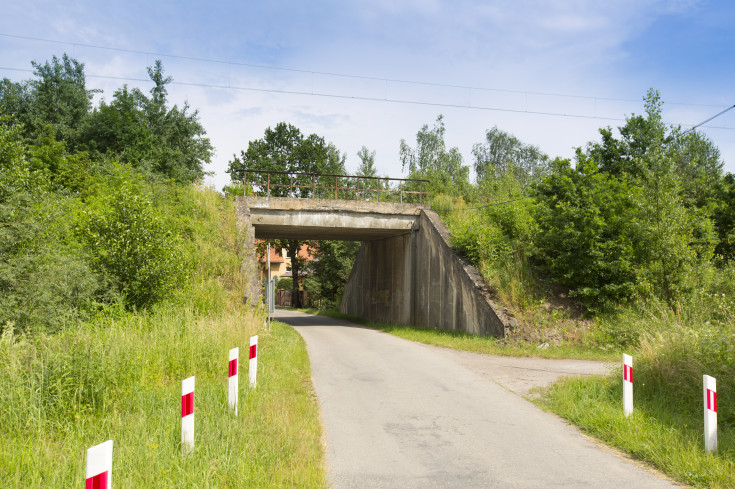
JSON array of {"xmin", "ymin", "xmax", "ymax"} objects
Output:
[{"xmin": 340, "ymin": 209, "xmax": 514, "ymax": 337}]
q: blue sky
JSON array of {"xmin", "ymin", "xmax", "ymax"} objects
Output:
[{"xmin": 1, "ymin": 0, "xmax": 733, "ymax": 190}]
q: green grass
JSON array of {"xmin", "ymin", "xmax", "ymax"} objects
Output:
[
  {"xmin": 297, "ymin": 308, "xmax": 618, "ymax": 362},
  {"xmin": 538, "ymin": 374, "xmax": 735, "ymax": 489},
  {"xmin": 0, "ymin": 305, "xmax": 326, "ymax": 488}
]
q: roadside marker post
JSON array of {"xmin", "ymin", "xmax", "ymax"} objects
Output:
[
  {"xmin": 86, "ymin": 440, "xmax": 113, "ymax": 489},
  {"xmin": 704, "ymin": 374, "xmax": 717, "ymax": 453},
  {"xmin": 181, "ymin": 376, "xmax": 195, "ymax": 453},
  {"xmin": 623, "ymin": 353, "xmax": 633, "ymax": 417},
  {"xmin": 249, "ymin": 335, "xmax": 258, "ymax": 388},
  {"xmin": 228, "ymin": 347, "xmax": 239, "ymax": 414}
]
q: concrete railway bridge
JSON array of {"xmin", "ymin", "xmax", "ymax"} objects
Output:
[{"xmin": 237, "ymin": 171, "xmax": 515, "ymax": 337}]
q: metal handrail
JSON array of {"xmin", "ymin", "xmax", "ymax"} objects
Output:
[{"xmin": 243, "ymin": 170, "xmax": 430, "ymax": 204}]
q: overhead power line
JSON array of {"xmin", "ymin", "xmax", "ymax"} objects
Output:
[
  {"xmin": 683, "ymin": 104, "xmax": 735, "ymax": 134},
  {"xmin": 0, "ymin": 31, "xmax": 728, "ymax": 110},
  {"xmin": 1, "ymin": 65, "xmax": 733, "ymax": 132}
]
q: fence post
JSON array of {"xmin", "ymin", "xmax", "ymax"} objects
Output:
[
  {"xmin": 334, "ymin": 175, "xmax": 338, "ymax": 199},
  {"xmin": 356, "ymin": 178, "xmax": 360, "ymax": 200},
  {"xmin": 420, "ymin": 181, "xmax": 423, "ymax": 204},
  {"xmin": 267, "ymin": 173, "xmax": 271, "ymax": 197},
  {"xmin": 290, "ymin": 174, "xmax": 293, "ymax": 198},
  {"xmin": 312, "ymin": 174, "xmax": 316, "ymax": 197},
  {"xmin": 400, "ymin": 182, "xmax": 403, "ymax": 203}
]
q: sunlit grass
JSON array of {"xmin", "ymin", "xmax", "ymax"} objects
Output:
[
  {"xmin": 0, "ymin": 305, "xmax": 325, "ymax": 488},
  {"xmin": 297, "ymin": 308, "xmax": 617, "ymax": 361},
  {"xmin": 538, "ymin": 375, "xmax": 735, "ymax": 489}
]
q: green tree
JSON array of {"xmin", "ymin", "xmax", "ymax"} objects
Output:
[
  {"xmin": 77, "ymin": 165, "xmax": 185, "ymax": 309},
  {"xmin": 305, "ymin": 240, "xmax": 360, "ymax": 309},
  {"xmin": 533, "ymin": 156, "xmax": 640, "ymax": 311},
  {"xmin": 714, "ymin": 173, "xmax": 735, "ymax": 261},
  {"xmin": 631, "ymin": 144, "xmax": 714, "ymax": 304},
  {"xmin": 0, "ymin": 120, "xmax": 100, "ymax": 332},
  {"xmin": 400, "ymin": 115, "xmax": 470, "ymax": 199},
  {"xmin": 228, "ymin": 123, "xmax": 347, "ymax": 307},
  {"xmin": 26, "ymin": 54, "xmax": 97, "ymax": 148},
  {"xmin": 472, "ymin": 126, "xmax": 550, "ymax": 190},
  {"xmin": 83, "ymin": 60, "xmax": 213, "ymax": 183},
  {"xmin": 356, "ymin": 145, "xmax": 386, "ymax": 199}
]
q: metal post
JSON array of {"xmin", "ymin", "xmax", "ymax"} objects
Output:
[
  {"xmin": 419, "ymin": 181, "xmax": 423, "ymax": 204},
  {"xmin": 267, "ymin": 243, "xmax": 271, "ymax": 331},
  {"xmin": 400, "ymin": 182, "xmax": 403, "ymax": 203},
  {"xmin": 312, "ymin": 174, "xmax": 316, "ymax": 197},
  {"xmin": 267, "ymin": 173, "xmax": 271, "ymax": 197},
  {"xmin": 243, "ymin": 172, "xmax": 247, "ymax": 195},
  {"xmin": 334, "ymin": 175, "xmax": 338, "ymax": 199},
  {"xmin": 290, "ymin": 174, "xmax": 293, "ymax": 198},
  {"xmin": 356, "ymin": 178, "xmax": 360, "ymax": 200}
]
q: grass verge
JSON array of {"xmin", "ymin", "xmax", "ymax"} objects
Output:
[
  {"xmin": 537, "ymin": 374, "xmax": 735, "ymax": 489},
  {"xmin": 0, "ymin": 305, "xmax": 326, "ymax": 488},
  {"xmin": 297, "ymin": 308, "xmax": 617, "ymax": 362}
]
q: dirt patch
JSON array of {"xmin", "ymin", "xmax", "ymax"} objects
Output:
[{"xmin": 419, "ymin": 343, "xmax": 612, "ymax": 398}]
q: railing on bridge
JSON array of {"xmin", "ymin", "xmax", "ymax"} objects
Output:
[{"xmin": 243, "ymin": 170, "xmax": 430, "ymax": 204}]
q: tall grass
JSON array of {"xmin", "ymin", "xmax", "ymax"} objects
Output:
[{"xmin": 0, "ymin": 185, "xmax": 326, "ymax": 488}]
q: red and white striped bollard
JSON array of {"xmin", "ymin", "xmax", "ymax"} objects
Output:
[
  {"xmin": 86, "ymin": 440, "xmax": 113, "ymax": 489},
  {"xmin": 704, "ymin": 374, "xmax": 717, "ymax": 453},
  {"xmin": 623, "ymin": 353, "xmax": 633, "ymax": 417},
  {"xmin": 229, "ymin": 347, "xmax": 239, "ymax": 414},
  {"xmin": 249, "ymin": 335, "xmax": 258, "ymax": 388},
  {"xmin": 181, "ymin": 376, "xmax": 195, "ymax": 452}
]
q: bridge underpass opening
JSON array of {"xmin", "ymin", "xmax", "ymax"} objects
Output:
[{"xmin": 237, "ymin": 196, "xmax": 515, "ymax": 337}]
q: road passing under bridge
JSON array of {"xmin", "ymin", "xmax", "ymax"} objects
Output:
[{"xmin": 277, "ymin": 309, "xmax": 679, "ymax": 489}]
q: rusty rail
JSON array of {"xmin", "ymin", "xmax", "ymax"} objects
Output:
[{"xmin": 243, "ymin": 170, "xmax": 430, "ymax": 204}]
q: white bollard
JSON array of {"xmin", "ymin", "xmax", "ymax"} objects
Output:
[
  {"xmin": 86, "ymin": 440, "xmax": 113, "ymax": 489},
  {"xmin": 704, "ymin": 375, "xmax": 717, "ymax": 453},
  {"xmin": 249, "ymin": 335, "xmax": 258, "ymax": 388},
  {"xmin": 181, "ymin": 376, "xmax": 195, "ymax": 452},
  {"xmin": 228, "ymin": 347, "xmax": 239, "ymax": 414},
  {"xmin": 623, "ymin": 353, "xmax": 633, "ymax": 417}
]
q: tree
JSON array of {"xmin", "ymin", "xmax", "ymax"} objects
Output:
[
  {"xmin": 472, "ymin": 126, "xmax": 550, "ymax": 190},
  {"xmin": 77, "ymin": 164, "xmax": 185, "ymax": 309},
  {"xmin": 534, "ymin": 89, "xmax": 719, "ymax": 310},
  {"xmin": 28, "ymin": 54, "xmax": 97, "ymax": 149},
  {"xmin": 355, "ymin": 145, "xmax": 386, "ymax": 199},
  {"xmin": 632, "ymin": 144, "xmax": 714, "ymax": 304},
  {"xmin": 228, "ymin": 123, "xmax": 346, "ymax": 307},
  {"xmin": 714, "ymin": 173, "xmax": 735, "ymax": 261},
  {"xmin": 83, "ymin": 60, "xmax": 213, "ymax": 183},
  {"xmin": 0, "ymin": 120, "xmax": 100, "ymax": 332},
  {"xmin": 533, "ymin": 156, "xmax": 640, "ymax": 311},
  {"xmin": 399, "ymin": 115, "xmax": 470, "ymax": 199},
  {"xmin": 305, "ymin": 240, "xmax": 360, "ymax": 309}
]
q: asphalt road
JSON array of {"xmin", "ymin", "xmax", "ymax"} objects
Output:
[{"xmin": 275, "ymin": 309, "xmax": 679, "ymax": 489}]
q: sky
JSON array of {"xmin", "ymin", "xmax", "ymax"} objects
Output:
[{"xmin": 1, "ymin": 0, "xmax": 734, "ymax": 191}]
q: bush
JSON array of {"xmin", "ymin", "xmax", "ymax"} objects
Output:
[
  {"xmin": 77, "ymin": 165, "xmax": 185, "ymax": 309},
  {"xmin": 276, "ymin": 277, "xmax": 293, "ymax": 290},
  {"xmin": 1, "ymin": 123, "xmax": 101, "ymax": 333}
]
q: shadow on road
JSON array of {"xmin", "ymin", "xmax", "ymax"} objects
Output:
[{"xmin": 273, "ymin": 309, "xmax": 367, "ymax": 329}]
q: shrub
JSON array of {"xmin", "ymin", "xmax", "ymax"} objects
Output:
[{"xmin": 77, "ymin": 165, "xmax": 185, "ymax": 309}]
